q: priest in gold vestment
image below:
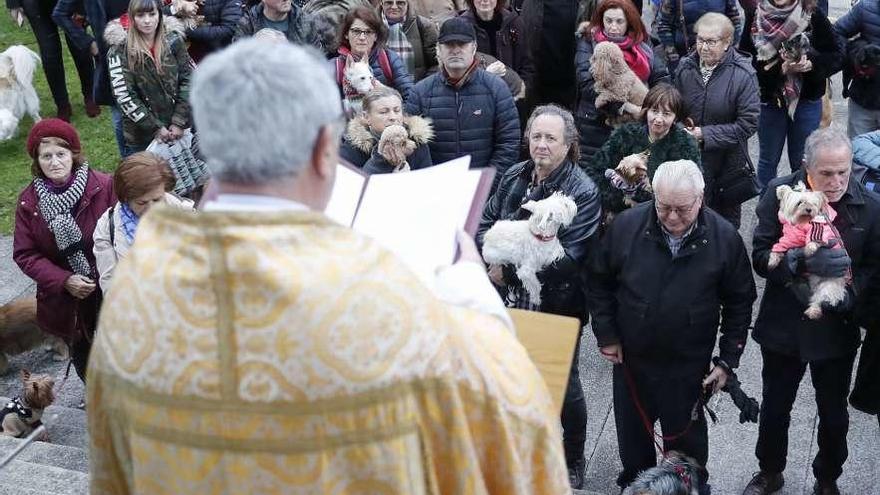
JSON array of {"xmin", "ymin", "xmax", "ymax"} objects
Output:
[{"xmin": 87, "ymin": 39, "xmax": 570, "ymax": 494}]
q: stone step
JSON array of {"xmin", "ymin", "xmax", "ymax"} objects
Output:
[
  {"xmin": 0, "ymin": 458, "xmax": 88, "ymax": 495},
  {"xmin": 1, "ymin": 396, "xmax": 87, "ymax": 450},
  {"xmin": 0, "ymin": 435, "xmax": 88, "ymax": 473}
]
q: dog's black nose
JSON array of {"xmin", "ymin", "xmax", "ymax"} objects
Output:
[{"xmin": 805, "ymin": 207, "xmax": 812, "ymax": 213}]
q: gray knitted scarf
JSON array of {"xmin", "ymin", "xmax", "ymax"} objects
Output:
[{"xmin": 33, "ymin": 164, "xmax": 92, "ymax": 277}]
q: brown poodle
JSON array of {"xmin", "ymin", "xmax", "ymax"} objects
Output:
[
  {"xmin": 590, "ymin": 41, "xmax": 648, "ymax": 127},
  {"xmin": 378, "ymin": 124, "xmax": 417, "ymax": 173}
]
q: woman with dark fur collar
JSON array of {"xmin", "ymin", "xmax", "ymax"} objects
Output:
[{"xmin": 340, "ymin": 87, "xmax": 434, "ymax": 174}]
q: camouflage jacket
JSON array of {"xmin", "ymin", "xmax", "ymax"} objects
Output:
[{"xmin": 105, "ymin": 17, "xmax": 193, "ymax": 148}]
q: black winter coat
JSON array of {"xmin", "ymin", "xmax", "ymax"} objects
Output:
[
  {"xmin": 183, "ymin": 0, "xmax": 241, "ymax": 53},
  {"xmin": 233, "ymin": 3, "xmax": 332, "ymax": 52},
  {"xmin": 834, "ymin": 0, "xmax": 880, "ymax": 110},
  {"xmin": 752, "ymin": 170, "xmax": 880, "ymax": 361},
  {"xmin": 477, "ymin": 160, "xmax": 602, "ymax": 320},
  {"xmin": 588, "ymin": 202, "xmax": 756, "ymax": 376},
  {"xmin": 739, "ymin": 9, "xmax": 842, "ymax": 108},
  {"xmin": 674, "ymin": 48, "xmax": 760, "ymax": 207},
  {"xmin": 405, "ymin": 68, "xmax": 520, "ymax": 177},
  {"xmin": 574, "ymin": 34, "xmax": 670, "ymax": 161},
  {"xmin": 458, "ymin": 9, "xmax": 535, "ymax": 92}
]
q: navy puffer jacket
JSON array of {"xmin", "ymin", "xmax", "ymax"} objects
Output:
[
  {"xmin": 834, "ymin": 0, "xmax": 880, "ymax": 109},
  {"xmin": 405, "ymin": 68, "xmax": 520, "ymax": 178}
]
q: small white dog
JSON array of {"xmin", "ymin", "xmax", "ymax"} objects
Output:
[
  {"xmin": 767, "ymin": 183, "xmax": 848, "ymax": 319},
  {"xmin": 482, "ymin": 192, "xmax": 578, "ymax": 306},
  {"xmin": 0, "ymin": 45, "xmax": 41, "ymax": 141},
  {"xmin": 341, "ymin": 55, "xmax": 386, "ymax": 116}
]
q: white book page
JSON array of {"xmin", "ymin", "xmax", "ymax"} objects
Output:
[
  {"xmin": 352, "ymin": 157, "xmax": 479, "ymax": 284},
  {"xmin": 324, "ymin": 164, "xmax": 367, "ymax": 226}
]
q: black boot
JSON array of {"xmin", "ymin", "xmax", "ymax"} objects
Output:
[{"xmin": 742, "ymin": 471, "xmax": 784, "ymax": 495}]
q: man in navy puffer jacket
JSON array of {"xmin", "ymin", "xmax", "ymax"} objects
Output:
[{"xmin": 405, "ymin": 17, "xmax": 520, "ymax": 184}]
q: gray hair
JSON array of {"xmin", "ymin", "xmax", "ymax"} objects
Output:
[
  {"xmin": 253, "ymin": 28, "xmax": 288, "ymax": 43},
  {"xmin": 694, "ymin": 12, "xmax": 735, "ymax": 40},
  {"xmin": 652, "ymin": 159, "xmax": 705, "ymax": 196},
  {"xmin": 191, "ymin": 39, "xmax": 342, "ymax": 184},
  {"xmin": 524, "ymin": 104, "xmax": 579, "ymax": 163},
  {"xmin": 803, "ymin": 126, "xmax": 852, "ymax": 169},
  {"xmin": 624, "ymin": 463, "xmax": 700, "ymax": 495}
]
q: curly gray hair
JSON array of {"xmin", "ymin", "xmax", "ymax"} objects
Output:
[{"xmin": 191, "ymin": 39, "xmax": 342, "ymax": 184}]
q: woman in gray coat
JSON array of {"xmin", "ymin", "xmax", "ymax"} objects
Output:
[{"xmin": 673, "ymin": 13, "xmax": 760, "ymax": 228}]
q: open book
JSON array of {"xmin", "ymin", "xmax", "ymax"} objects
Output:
[{"xmin": 325, "ymin": 157, "xmax": 495, "ymax": 284}]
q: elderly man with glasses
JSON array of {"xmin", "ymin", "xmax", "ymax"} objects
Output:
[
  {"xmin": 379, "ymin": 0, "xmax": 439, "ymax": 81},
  {"xmin": 587, "ymin": 159, "xmax": 757, "ymax": 493}
]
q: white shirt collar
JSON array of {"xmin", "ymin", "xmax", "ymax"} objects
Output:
[{"xmin": 202, "ymin": 194, "xmax": 309, "ymax": 212}]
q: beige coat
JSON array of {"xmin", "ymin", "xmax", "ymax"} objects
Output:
[{"xmin": 92, "ymin": 194, "xmax": 194, "ymax": 293}]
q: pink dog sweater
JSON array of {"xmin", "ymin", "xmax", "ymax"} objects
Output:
[{"xmin": 772, "ymin": 204, "xmax": 840, "ymax": 253}]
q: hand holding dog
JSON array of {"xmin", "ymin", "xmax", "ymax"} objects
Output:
[
  {"xmin": 782, "ymin": 55, "xmax": 812, "ymax": 75},
  {"xmin": 804, "ymin": 240, "xmax": 850, "ymax": 278},
  {"xmin": 455, "ymin": 231, "xmax": 484, "ymax": 266},
  {"xmin": 64, "ymin": 275, "xmax": 96, "ymax": 299}
]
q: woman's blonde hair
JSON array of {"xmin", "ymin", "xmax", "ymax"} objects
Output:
[{"xmin": 126, "ymin": 0, "xmax": 167, "ymax": 74}]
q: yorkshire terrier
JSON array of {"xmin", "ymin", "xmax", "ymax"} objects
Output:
[
  {"xmin": 767, "ymin": 183, "xmax": 848, "ymax": 319},
  {"xmin": 0, "ymin": 370, "xmax": 54, "ymax": 439}
]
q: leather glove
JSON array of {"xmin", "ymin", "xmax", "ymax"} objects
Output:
[
  {"xmin": 783, "ymin": 247, "xmax": 805, "ymax": 276},
  {"xmin": 803, "ymin": 241, "xmax": 850, "ymax": 278}
]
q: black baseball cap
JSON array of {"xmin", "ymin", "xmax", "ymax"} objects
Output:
[{"xmin": 438, "ymin": 18, "xmax": 476, "ymax": 44}]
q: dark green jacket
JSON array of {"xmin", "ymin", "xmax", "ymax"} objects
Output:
[
  {"xmin": 583, "ymin": 122, "xmax": 701, "ymax": 214},
  {"xmin": 105, "ymin": 18, "xmax": 193, "ymax": 148}
]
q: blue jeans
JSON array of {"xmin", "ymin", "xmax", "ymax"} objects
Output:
[
  {"xmin": 757, "ymin": 98, "xmax": 823, "ymax": 189},
  {"xmin": 121, "ymin": 141, "xmax": 148, "ymax": 158},
  {"xmin": 109, "ymin": 105, "xmax": 126, "ymax": 157}
]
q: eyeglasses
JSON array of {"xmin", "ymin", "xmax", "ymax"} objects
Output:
[
  {"xmin": 383, "ymin": 1, "xmax": 407, "ymax": 6},
  {"xmin": 695, "ymin": 37, "xmax": 723, "ymax": 48},
  {"xmin": 349, "ymin": 28, "xmax": 376, "ymax": 38},
  {"xmin": 655, "ymin": 197, "xmax": 701, "ymax": 217}
]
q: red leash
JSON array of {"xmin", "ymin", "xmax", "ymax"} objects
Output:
[{"xmin": 621, "ymin": 363, "xmax": 708, "ymax": 456}]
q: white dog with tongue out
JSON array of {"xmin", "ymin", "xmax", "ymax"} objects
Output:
[{"xmin": 481, "ymin": 192, "xmax": 578, "ymax": 306}]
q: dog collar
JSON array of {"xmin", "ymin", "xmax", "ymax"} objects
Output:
[{"xmin": 532, "ymin": 232, "xmax": 556, "ymax": 242}]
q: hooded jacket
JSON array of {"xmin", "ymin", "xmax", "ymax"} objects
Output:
[
  {"xmin": 339, "ymin": 115, "xmax": 434, "ymax": 174},
  {"xmin": 674, "ymin": 47, "xmax": 760, "ymax": 206},
  {"xmin": 105, "ymin": 16, "xmax": 193, "ymax": 148}
]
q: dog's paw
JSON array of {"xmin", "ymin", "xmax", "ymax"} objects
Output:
[
  {"xmin": 768, "ymin": 252, "xmax": 783, "ymax": 269},
  {"xmin": 804, "ymin": 242, "xmax": 820, "ymax": 257},
  {"xmin": 804, "ymin": 305, "xmax": 823, "ymax": 320}
]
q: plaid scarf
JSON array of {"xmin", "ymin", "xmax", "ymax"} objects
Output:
[
  {"xmin": 33, "ymin": 164, "xmax": 92, "ymax": 277},
  {"xmin": 754, "ymin": 0, "xmax": 811, "ymax": 116},
  {"xmin": 384, "ymin": 14, "xmax": 414, "ymax": 76},
  {"xmin": 753, "ymin": 0, "xmax": 810, "ymax": 63}
]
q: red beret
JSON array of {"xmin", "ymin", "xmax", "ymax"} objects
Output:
[{"xmin": 26, "ymin": 118, "xmax": 82, "ymax": 159}]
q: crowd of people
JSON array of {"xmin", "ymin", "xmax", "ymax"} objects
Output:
[{"xmin": 7, "ymin": 0, "xmax": 880, "ymax": 492}]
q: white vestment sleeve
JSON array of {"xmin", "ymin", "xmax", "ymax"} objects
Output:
[{"xmin": 433, "ymin": 262, "xmax": 514, "ymax": 332}]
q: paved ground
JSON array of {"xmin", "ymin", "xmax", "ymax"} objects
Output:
[{"xmin": 1, "ymin": 0, "xmax": 878, "ymax": 489}]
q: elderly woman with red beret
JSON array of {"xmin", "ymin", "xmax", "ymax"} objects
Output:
[{"xmin": 13, "ymin": 119, "xmax": 116, "ymax": 385}]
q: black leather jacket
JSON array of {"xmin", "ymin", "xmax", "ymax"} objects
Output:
[{"xmin": 477, "ymin": 159, "xmax": 602, "ymax": 320}]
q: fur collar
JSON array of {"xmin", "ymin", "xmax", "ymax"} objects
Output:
[
  {"xmin": 104, "ymin": 16, "xmax": 186, "ymax": 47},
  {"xmin": 345, "ymin": 115, "xmax": 434, "ymax": 154}
]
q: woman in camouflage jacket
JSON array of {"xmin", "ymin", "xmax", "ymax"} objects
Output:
[{"xmin": 105, "ymin": 0, "xmax": 193, "ymax": 156}]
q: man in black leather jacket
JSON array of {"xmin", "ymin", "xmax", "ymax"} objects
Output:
[{"xmin": 476, "ymin": 104, "xmax": 602, "ymax": 490}]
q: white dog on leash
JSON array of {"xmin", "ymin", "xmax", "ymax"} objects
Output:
[
  {"xmin": 0, "ymin": 45, "xmax": 41, "ymax": 141},
  {"xmin": 482, "ymin": 192, "xmax": 578, "ymax": 306}
]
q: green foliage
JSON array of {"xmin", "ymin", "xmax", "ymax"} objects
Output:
[{"xmin": 1, "ymin": 13, "xmax": 119, "ymax": 234}]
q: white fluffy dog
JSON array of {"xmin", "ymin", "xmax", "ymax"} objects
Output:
[
  {"xmin": 0, "ymin": 45, "xmax": 41, "ymax": 141},
  {"xmin": 482, "ymin": 192, "xmax": 578, "ymax": 306},
  {"xmin": 767, "ymin": 183, "xmax": 848, "ymax": 319}
]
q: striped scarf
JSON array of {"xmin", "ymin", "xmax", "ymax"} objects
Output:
[
  {"xmin": 33, "ymin": 165, "xmax": 92, "ymax": 277},
  {"xmin": 385, "ymin": 15, "xmax": 414, "ymax": 76}
]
